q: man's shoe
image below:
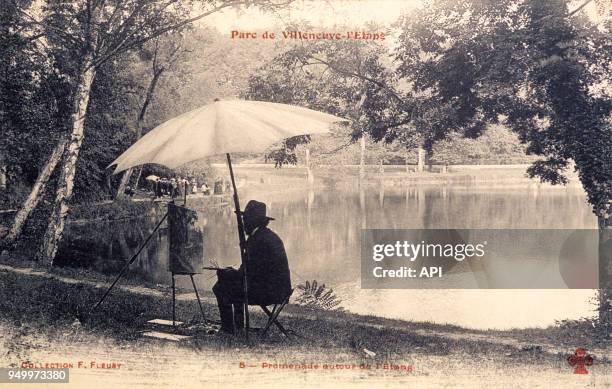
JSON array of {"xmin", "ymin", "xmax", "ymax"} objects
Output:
[{"xmin": 218, "ymin": 326, "xmax": 235, "ymax": 335}]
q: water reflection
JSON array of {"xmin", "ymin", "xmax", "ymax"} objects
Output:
[{"xmin": 58, "ymin": 180, "xmax": 598, "ymax": 329}]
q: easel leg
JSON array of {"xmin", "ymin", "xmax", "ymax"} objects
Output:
[
  {"xmin": 172, "ymin": 273, "xmax": 176, "ymax": 327},
  {"xmin": 90, "ymin": 212, "xmax": 168, "ymax": 314},
  {"xmin": 190, "ymin": 274, "xmax": 206, "ymax": 322}
]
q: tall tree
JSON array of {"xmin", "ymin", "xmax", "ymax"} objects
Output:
[
  {"xmin": 396, "ymin": 0, "xmax": 610, "ymax": 219},
  {"xmin": 394, "ymin": 0, "xmax": 611, "ymax": 324},
  {"xmin": 8, "ymin": 0, "xmax": 293, "ymax": 264},
  {"xmin": 115, "ymin": 32, "xmax": 190, "ymax": 198},
  {"xmin": 245, "ymin": 25, "xmax": 417, "ymax": 166},
  {"xmin": 396, "ymin": 0, "xmax": 610, "ymax": 223},
  {"xmin": 0, "ymin": 1, "xmax": 70, "ymax": 247}
]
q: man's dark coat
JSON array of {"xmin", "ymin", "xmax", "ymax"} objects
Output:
[
  {"xmin": 215, "ymin": 226, "xmax": 291, "ymax": 305},
  {"xmin": 243, "ymin": 226, "xmax": 291, "ymax": 304}
]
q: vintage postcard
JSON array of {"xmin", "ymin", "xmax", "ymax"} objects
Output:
[{"xmin": 0, "ymin": 0, "xmax": 610, "ymax": 388}]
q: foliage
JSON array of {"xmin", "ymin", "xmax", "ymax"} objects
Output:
[
  {"xmin": 3, "ymin": 1, "xmax": 297, "ymax": 263},
  {"xmin": 594, "ymin": 288, "xmax": 611, "ymax": 334},
  {"xmin": 265, "ymin": 136, "xmax": 309, "ymax": 167},
  {"xmin": 0, "ymin": 2, "xmax": 66, "ymax": 194},
  {"xmin": 394, "ymin": 0, "xmax": 611, "ymax": 219},
  {"xmin": 246, "ymin": 24, "xmax": 537, "ymax": 168},
  {"xmin": 245, "ymin": 23, "xmax": 414, "ymax": 166},
  {"xmin": 174, "ymin": 160, "xmax": 217, "ymax": 185},
  {"xmin": 72, "ymin": 57, "xmax": 142, "ymax": 202},
  {"xmin": 553, "ymin": 289, "xmax": 610, "ymax": 345},
  {"xmin": 431, "ymin": 125, "xmax": 531, "ymax": 165},
  {"xmin": 295, "ymin": 280, "xmax": 343, "ymax": 311},
  {"xmin": 67, "ymin": 198, "xmax": 159, "ymax": 222},
  {"xmin": 0, "ymin": 11, "xmax": 282, "ymax": 254}
]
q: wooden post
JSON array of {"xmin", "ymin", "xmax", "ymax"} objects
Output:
[
  {"xmin": 417, "ymin": 146, "xmax": 425, "ymax": 173},
  {"xmin": 359, "ymin": 135, "xmax": 366, "ymax": 180},
  {"xmin": 356, "ymin": 92, "xmax": 367, "ymax": 181},
  {"xmin": 226, "ymin": 153, "xmax": 250, "ymax": 340},
  {"xmin": 305, "ymin": 148, "xmax": 314, "ymax": 186},
  {"xmin": 172, "ymin": 273, "xmax": 176, "ymax": 326}
]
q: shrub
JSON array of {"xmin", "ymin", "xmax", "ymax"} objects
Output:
[{"xmin": 295, "ymin": 280, "xmax": 343, "ymax": 312}]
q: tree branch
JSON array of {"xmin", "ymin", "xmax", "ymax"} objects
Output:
[
  {"xmin": 568, "ymin": 0, "xmax": 594, "ymax": 17},
  {"xmin": 17, "ymin": 9, "xmax": 81, "ymax": 46},
  {"xmin": 305, "ymin": 55, "xmax": 407, "ymax": 106},
  {"xmin": 93, "ymin": 0, "xmax": 243, "ymax": 68}
]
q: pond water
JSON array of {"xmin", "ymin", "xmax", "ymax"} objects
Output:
[{"xmin": 59, "ymin": 177, "xmax": 599, "ymax": 330}]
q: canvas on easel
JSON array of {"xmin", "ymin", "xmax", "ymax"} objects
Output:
[
  {"xmin": 167, "ymin": 202, "xmax": 204, "ymax": 275},
  {"xmin": 167, "ymin": 202, "xmax": 206, "ymax": 324}
]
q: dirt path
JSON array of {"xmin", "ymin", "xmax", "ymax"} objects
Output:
[{"xmin": 1, "ymin": 321, "xmax": 608, "ymax": 389}]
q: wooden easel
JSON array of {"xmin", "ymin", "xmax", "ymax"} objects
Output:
[
  {"xmin": 169, "ymin": 183, "xmax": 207, "ymax": 326},
  {"xmin": 171, "ymin": 272, "xmax": 206, "ymax": 326}
]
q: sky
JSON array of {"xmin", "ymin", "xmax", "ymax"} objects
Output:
[
  {"xmin": 201, "ymin": 0, "xmax": 607, "ymax": 33},
  {"xmin": 202, "ymin": 0, "xmax": 424, "ymax": 31}
]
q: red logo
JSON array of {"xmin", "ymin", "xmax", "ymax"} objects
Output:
[{"xmin": 567, "ymin": 348, "xmax": 594, "ymax": 374}]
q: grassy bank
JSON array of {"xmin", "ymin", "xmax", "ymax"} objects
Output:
[
  {"xmin": 0, "ymin": 264, "xmax": 608, "ymax": 362},
  {"xmin": 1, "ymin": 264, "xmax": 610, "ymax": 388},
  {"xmin": 227, "ymin": 163, "xmax": 584, "ymax": 190}
]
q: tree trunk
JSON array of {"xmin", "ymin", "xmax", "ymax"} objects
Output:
[
  {"xmin": 305, "ymin": 148, "xmax": 314, "ymax": 186},
  {"xmin": 598, "ymin": 214, "xmax": 611, "ymax": 286},
  {"xmin": 38, "ymin": 64, "xmax": 96, "ymax": 265},
  {"xmin": 133, "ymin": 166, "xmax": 143, "ymax": 190},
  {"xmin": 355, "ymin": 92, "xmax": 367, "ymax": 181},
  {"xmin": 405, "ymin": 151, "xmax": 410, "ymax": 174},
  {"xmin": 1, "ymin": 136, "xmax": 67, "ymax": 251},
  {"xmin": 417, "ymin": 146, "xmax": 425, "ymax": 173},
  {"xmin": 359, "ymin": 135, "xmax": 366, "ymax": 180},
  {"xmin": 0, "ymin": 163, "xmax": 6, "ymax": 190},
  {"xmin": 116, "ymin": 167, "xmax": 134, "ymax": 199},
  {"xmin": 598, "ymin": 214, "xmax": 611, "ymax": 326},
  {"xmin": 378, "ymin": 178, "xmax": 384, "ymax": 207},
  {"xmin": 116, "ymin": 68, "xmax": 164, "ymax": 199}
]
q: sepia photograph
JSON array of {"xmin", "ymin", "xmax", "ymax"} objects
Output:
[{"xmin": 0, "ymin": 0, "xmax": 610, "ymax": 387}]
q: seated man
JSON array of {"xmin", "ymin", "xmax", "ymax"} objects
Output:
[{"xmin": 213, "ymin": 200, "xmax": 291, "ymax": 334}]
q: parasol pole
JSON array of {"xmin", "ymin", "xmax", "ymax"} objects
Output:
[{"xmin": 226, "ymin": 153, "xmax": 250, "ymax": 340}]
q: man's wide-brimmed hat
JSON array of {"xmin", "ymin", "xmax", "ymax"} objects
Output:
[{"xmin": 240, "ymin": 200, "xmax": 275, "ymax": 221}]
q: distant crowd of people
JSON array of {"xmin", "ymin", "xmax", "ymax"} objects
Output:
[{"xmin": 148, "ymin": 176, "xmax": 231, "ymax": 199}]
